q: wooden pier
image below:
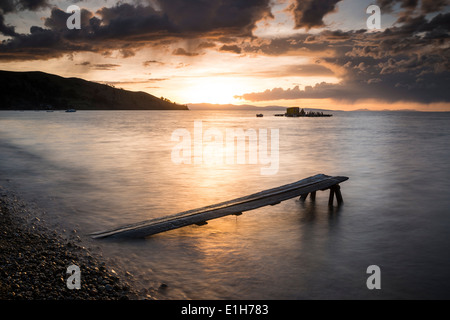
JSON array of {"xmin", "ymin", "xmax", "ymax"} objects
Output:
[{"xmin": 91, "ymin": 174, "xmax": 349, "ymax": 239}]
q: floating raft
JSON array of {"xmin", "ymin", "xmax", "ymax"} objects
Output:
[{"xmin": 91, "ymin": 174, "xmax": 348, "ymax": 239}]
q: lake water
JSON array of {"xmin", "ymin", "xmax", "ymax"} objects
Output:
[{"xmin": 1, "ymin": 110, "xmax": 450, "ymax": 299}]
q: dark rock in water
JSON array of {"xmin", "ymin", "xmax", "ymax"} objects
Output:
[{"xmin": 159, "ymin": 283, "xmax": 168, "ymax": 289}]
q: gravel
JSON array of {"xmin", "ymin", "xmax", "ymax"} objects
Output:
[{"xmin": 0, "ymin": 189, "xmax": 143, "ymax": 300}]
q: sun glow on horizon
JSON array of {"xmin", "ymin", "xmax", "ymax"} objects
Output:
[{"xmin": 177, "ymin": 77, "xmax": 247, "ymax": 105}]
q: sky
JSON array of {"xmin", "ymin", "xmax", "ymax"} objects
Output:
[{"xmin": 0, "ymin": 0, "xmax": 449, "ymax": 111}]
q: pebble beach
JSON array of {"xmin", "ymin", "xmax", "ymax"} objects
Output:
[{"xmin": 0, "ymin": 187, "xmax": 143, "ymax": 300}]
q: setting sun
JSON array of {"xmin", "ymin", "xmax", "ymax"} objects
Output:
[{"xmin": 181, "ymin": 77, "xmax": 244, "ymax": 105}]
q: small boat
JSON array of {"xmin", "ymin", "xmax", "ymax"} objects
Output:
[
  {"xmin": 65, "ymin": 109, "xmax": 77, "ymax": 113},
  {"xmin": 256, "ymin": 114, "xmax": 263, "ymax": 117}
]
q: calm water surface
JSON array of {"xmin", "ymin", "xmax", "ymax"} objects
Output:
[{"xmin": 1, "ymin": 110, "xmax": 449, "ymax": 299}]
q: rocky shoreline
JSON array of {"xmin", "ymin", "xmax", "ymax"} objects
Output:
[{"xmin": 0, "ymin": 188, "xmax": 142, "ymax": 300}]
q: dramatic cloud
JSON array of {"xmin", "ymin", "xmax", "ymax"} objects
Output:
[
  {"xmin": 0, "ymin": 0, "xmax": 49, "ymax": 13},
  {"xmin": 219, "ymin": 44, "xmax": 242, "ymax": 54},
  {"xmin": 16, "ymin": 0, "xmax": 49, "ymax": 11},
  {"xmin": 157, "ymin": 0, "xmax": 273, "ymax": 36},
  {"xmin": 172, "ymin": 48, "xmax": 200, "ymax": 56},
  {"xmin": 92, "ymin": 63, "xmax": 121, "ymax": 70},
  {"xmin": 143, "ymin": 60, "xmax": 165, "ymax": 66},
  {"xmin": 288, "ymin": 0, "xmax": 342, "ymax": 29},
  {"xmin": 235, "ymin": 69, "xmax": 450, "ymax": 103},
  {"xmin": 44, "ymin": 7, "xmax": 94, "ymax": 31},
  {"xmin": 0, "ymin": 0, "xmax": 448, "ymax": 105},
  {"xmin": 197, "ymin": 41, "xmax": 216, "ymax": 49},
  {"xmin": 377, "ymin": 0, "xmax": 449, "ymax": 14},
  {"xmin": 376, "ymin": 0, "xmax": 450, "ymax": 24},
  {"xmin": 0, "ymin": 0, "xmax": 50, "ymax": 37},
  {"xmin": 236, "ymin": 11, "xmax": 450, "ymax": 103},
  {"xmin": 0, "ymin": 0, "xmax": 273, "ymax": 60},
  {"xmin": 0, "ymin": 12, "xmax": 17, "ymax": 37}
]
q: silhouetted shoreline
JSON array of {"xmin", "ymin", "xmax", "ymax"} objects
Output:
[{"xmin": 0, "ymin": 70, "xmax": 189, "ymax": 111}]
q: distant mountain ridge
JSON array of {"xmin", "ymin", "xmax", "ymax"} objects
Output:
[
  {"xmin": 188, "ymin": 103, "xmax": 423, "ymax": 112},
  {"xmin": 0, "ymin": 70, "xmax": 188, "ymax": 111},
  {"xmin": 187, "ymin": 103, "xmax": 336, "ymax": 112}
]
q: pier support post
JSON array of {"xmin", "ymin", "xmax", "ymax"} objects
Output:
[
  {"xmin": 300, "ymin": 193, "xmax": 309, "ymax": 202},
  {"xmin": 328, "ymin": 185, "xmax": 343, "ymax": 206},
  {"xmin": 328, "ymin": 187, "xmax": 335, "ymax": 206},
  {"xmin": 310, "ymin": 191, "xmax": 316, "ymax": 202},
  {"xmin": 335, "ymin": 185, "xmax": 343, "ymax": 205}
]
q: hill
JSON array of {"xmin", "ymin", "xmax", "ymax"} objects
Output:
[{"xmin": 0, "ymin": 70, "xmax": 188, "ymax": 111}]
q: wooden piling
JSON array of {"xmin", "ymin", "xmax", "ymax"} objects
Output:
[
  {"xmin": 335, "ymin": 185, "xmax": 343, "ymax": 205},
  {"xmin": 328, "ymin": 187, "xmax": 335, "ymax": 206},
  {"xmin": 328, "ymin": 185, "xmax": 344, "ymax": 206}
]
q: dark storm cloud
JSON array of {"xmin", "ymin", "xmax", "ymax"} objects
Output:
[
  {"xmin": 0, "ymin": 12, "xmax": 17, "ymax": 37},
  {"xmin": 377, "ymin": 0, "xmax": 450, "ymax": 25},
  {"xmin": 0, "ymin": 7, "xmax": 92, "ymax": 61},
  {"xmin": 0, "ymin": 0, "xmax": 49, "ymax": 13},
  {"xmin": 377, "ymin": 0, "xmax": 418, "ymax": 12},
  {"xmin": 288, "ymin": 0, "xmax": 342, "ymax": 29},
  {"xmin": 343, "ymin": 13, "xmax": 450, "ymax": 60},
  {"xmin": 219, "ymin": 44, "xmax": 242, "ymax": 54},
  {"xmin": 0, "ymin": 0, "xmax": 50, "ymax": 37},
  {"xmin": 44, "ymin": 7, "xmax": 95, "ymax": 32},
  {"xmin": 241, "ymin": 29, "xmax": 366, "ymax": 57},
  {"xmin": 1, "ymin": 26, "xmax": 62, "ymax": 57},
  {"xmin": 236, "ymin": 70, "xmax": 450, "ymax": 103},
  {"xmin": 0, "ymin": 0, "xmax": 272, "ymax": 60},
  {"xmin": 172, "ymin": 48, "xmax": 200, "ymax": 56},
  {"xmin": 236, "ymin": 12, "xmax": 450, "ymax": 104},
  {"xmin": 16, "ymin": 0, "xmax": 50, "ymax": 11},
  {"xmin": 197, "ymin": 41, "xmax": 216, "ymax": 49},
  {"xmin": 0, "ymin": 1, "xmax": 15, "ymax": 14},
  {"xmin": 94, "ymin": 3, "xmax": 173, "ymax": 39},
  {"xmin": 420, "ymin": 0, "xmax": 449, "ymax": 13},
  {"xmin": 377, "ymin": 0, "xmax": 449, "ymax": 14},
  {"xmin": 157, "ymin": 0, "xmax": 273, "ymax": 36},
  {"xmin": 91, "ymin": 0, "xmax": 273, "ymax": 39}
]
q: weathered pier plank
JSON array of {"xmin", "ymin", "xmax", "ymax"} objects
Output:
[{"xmin": 91, "ymin": 174, "xmax": 348, "ymax": 239}]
